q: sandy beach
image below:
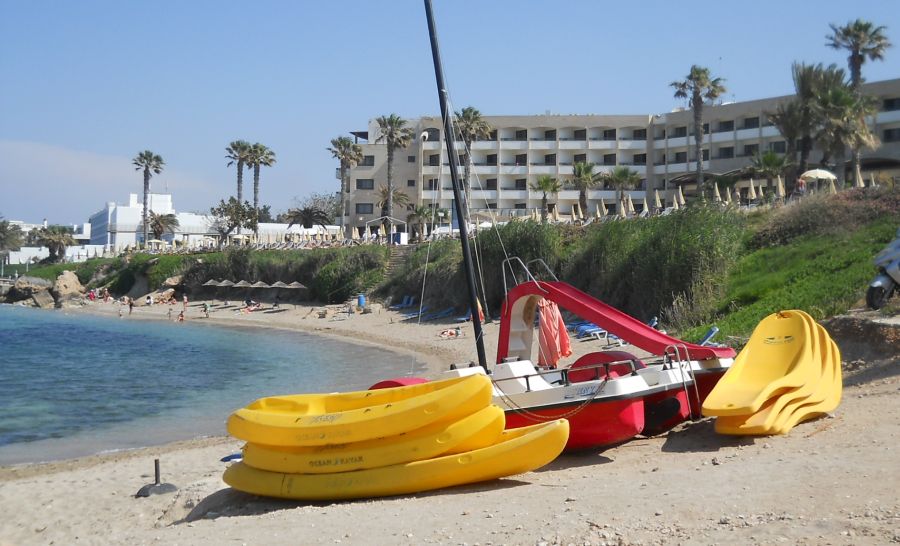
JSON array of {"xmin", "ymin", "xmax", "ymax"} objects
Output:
[{"xmin": 0, "ymin": 297, "xmax": 897, "ymax": 545}]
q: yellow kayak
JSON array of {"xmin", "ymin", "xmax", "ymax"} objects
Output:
[
  {"xmin": 703, "ymin": 310, "xmax": 816, "ymax": 417},
  {"xmin": 242, "ymin": 405, "xmax": 505, "ymax": 473},
  {"xmin": 223, "ymin": 419, "xmax": 570, "ymax": 500},
  {"xmin": 228, "ymin": 374, "xmax": 492, "ymax": 446}
]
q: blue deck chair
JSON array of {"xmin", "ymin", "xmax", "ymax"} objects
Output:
[
  {"xmin": 420, "ymin": 307, "xmax": 455, "ymax": 322},
  {"xmin": 389, "ymin": 295, "xmax": 413, "ymax": 310},
  {"xmin": 402, "ymin": 306, "xmax": 429, "ymax": 320}
]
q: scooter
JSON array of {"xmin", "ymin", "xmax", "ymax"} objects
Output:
[{"xmin": 867, "ymin": 227, "xmax": 900, "ymax": 310}]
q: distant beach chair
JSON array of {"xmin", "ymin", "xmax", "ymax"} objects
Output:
[
  {"xmin": 420, "ymin": 307, "xmax": 455, "ymax": 322},
  {"xmin": 389, "ymin": 295, "xmax": 413, "ymax": 310},
  {"xmin": 401, "ymin": 306, "xmax": 430, "ymax": 320}
]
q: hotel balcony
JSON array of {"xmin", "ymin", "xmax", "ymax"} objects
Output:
[
  {"xmin": 530, "ymin": 165, "xmax": 556, "ymax": 175},
  {"xmin": 760, "ymin": 126, "xmax": 780, "ymax": 138},
  {"xmin": 558, "ymin": 140, "xmax": 587, "ymax": 149},
  {"xmin": 500, "ymin": 165, "xmax": 528, "ymax": 175},
  {"xmin": 617, "ymin": 139, "xmax": 648, "ymax": 150},
  {"xmin": 877, "ymin": 109, "xmax": 900, "ymax": 123},
  {"xmin": 422, "ymin": 165, "xmax": 441, "ymax": 175},
  {"xmin": 422, "ymin": 141, "xmax": 441, "ymax": 150},
  {"xmin": 558, "ymin": 190, "xmax": 580, "ymax": 200},
  {"xmin": 471, "ymin": 141, "xmax": 499, "ymax": 150},
  {"xmin": 588, "ymin": 139, "xmax": 617, "ymax": 149},
  {"xmin": 529, "ymin": 139, "xmax": 557, "ymax": 150},
  {"xmin": 473, "ymin": 164, "xmax": 498, "ymax": 175},
  {"xmin": 666, "ymin": 136, "xmax": 689, "ymax": 147},
  {"xmin": 710, "ymin": 131, "xmax": 733, "ymax": 143},
  {"xmin": 500, "ymin": 140, "xmax": 528, "ymax": 149},
  {"xmin": 471, "ymin": 190, "xmax": 498, "ymax": 201},
  {"xmin": 735, "ymin": 127, "xmax": 760, "ymax": 141},
  {"xmin": 502, "ymin": 189, "xmax": 529, "ymax": 199}
]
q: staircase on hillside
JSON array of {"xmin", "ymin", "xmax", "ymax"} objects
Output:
[{"xmin": 386, "ymin": 244, "xmax": 416, "ymax": 275}]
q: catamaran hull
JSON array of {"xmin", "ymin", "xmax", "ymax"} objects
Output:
[{"xmin": 502, "ymin": 396, "xmax": 644, "ymax": 450}]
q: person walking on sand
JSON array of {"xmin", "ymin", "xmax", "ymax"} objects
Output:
[
  {"xmin": 202, "ymin": 302, "xmax": 210, "ymax": 318},
  {"xmin": 128, "ymin": 297, "xmax": 134, "ymax": 315},
  {"xmin": 183, "ymin": 294, "xmax": 188, "ymax": 311},
  {"xmin": 167, "ymin": 308, "xmax": 173, "ymax": 321}
]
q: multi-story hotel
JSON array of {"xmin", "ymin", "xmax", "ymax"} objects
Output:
[{"xmin": 345, "ymin": 78, "xmax": 900, "ymax": 234}]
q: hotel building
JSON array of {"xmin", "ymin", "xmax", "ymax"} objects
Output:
[{"xmin": 344, "ymin": 78, "xmax": 900, "ymax": 233}]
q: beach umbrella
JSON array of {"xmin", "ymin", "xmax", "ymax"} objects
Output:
[
  {"xmin": 552, "ymin": 206, "xmax": 560, "ymax": 222},
  {"xmin": 202, "ymin": 279, "xmax": 220, "ymax": 287},
  {"xmin": 251, "ymin": 281, "xmax": 270, "ymax": 288},
  {"xmin": 642, "ymin": 196, "xmax": 649, "ymax": 214},
  {"xmin": 713, "ymin": 183, "xmax": 722, "ymax": 202},
  {"xmin": 869, "ymin": 173, "xmax": 877, "ymax": 187},
  {"xmin": 724, "ymin": 186, "xmax": 732, "ymax": 204},
  {"xmin": 799, "ymin": 169, "xmax": 836, "ymax": 181},
  {"xmin": 653, "ymin": 189, "xmax": 662, "ymax": 210},
  {"xmin": 234, "ymin": 280, "xmax": 252, "ymax": 288},
  {"xmin": 828, "ymin": 178, "xmax": 838, "ymax": 195},
  {"xmin": 676, "ymin": 186, "xmax": 686, "ymax": 206},
  {"xmin": 672, "ymin": 197, "xmax": 680, "ymax": 210},
  {"xmin": 748, "ymin": 179, "xmax": 757, "ymax": 200},
  {"xmin": 758, "ymin": 184, "xmax": 766, "ymax": 199},
  {"xmin": 287, "ymin": 281, "xmax": 307, "ymax": 289},
  {"xmin": 271, "ymin": 281, "xmax": 289, "ymax": 288},
  {"xmin": 776, "ymin": 176, "xmax": 785, "ymax": 198},
  {"xmin": 594, "ymin": 202, "xmax": 602, "ymax": 218},
  {"xmin": 218, "ymin": 279, "xmax": 235, "ymax": 287},
  {"xmin": 854, "ymin": 169, "xmax": 865, "ymax": 188},
  {"xmin": 617, "ymin": 198, "xmax": 627, "ymax": 218},
  {"xmin": 350, "ymin": 225, "xmax": 358, "ymax": 240},
  {"xmin": 626, "ymin": 193, "xmax": 635, "ymax": 214}
]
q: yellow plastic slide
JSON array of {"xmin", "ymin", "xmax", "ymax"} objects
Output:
[
  {"xmin": 241, "ymin": 405, "xmax": 505, "ymax": 474},
  {"xmin": 702, "ymin": 310, "xmax": 815, "ymax": 417},
  {"xmin": 227, "ymin": 374, "xmax": 492, "ymax": 446},
  {"xmin": 223, "ymin": 419, "xmax": 570, "ymax": 501},
  {"xmin": 773, "ymin": 337, "xmax": 841, "ymax": 434}
]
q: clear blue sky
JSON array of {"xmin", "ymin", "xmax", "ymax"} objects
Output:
[{"xmin": 1, "ymin": 0, "xmax": 897, "ymax": 224}]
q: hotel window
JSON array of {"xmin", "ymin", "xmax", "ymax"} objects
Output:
[
  {"xmin": 884, "ymin": 128, "xmax": 900, "ymax": 142},
  {"xmin": 360, "ymin": 155, "xmax": 375, "ymax": 167},
  {"xmin": 674, "ymin": 151, "xmax": 687, "ymax": 163},
  {"xmin": 515, "ymin": 178, "xmax": 527, "ymax": 190},
  {"xmin": 717, "ymin": 120, "xmax": 734, "ymax": 132},
  {"xmin": 355, "ymin": 178, "xmax": 374, "ymax": 190},
  {"xmin": 515, "ymin": 129, "xmax": 527, "ymax": 141},
  {"xmin": 486, "ymin": 154, "xmax": 497, "ymax": 165},
  {"xmin": 702, "ymin": 149, "xmax": 709, "ymax": 161},
  {"xmin": 574, "ymin": 129, "xmax": 586, "ymax": 141},
  {"xmin": 407, "ymin": 179, "xmax": 415, "ymax": 187},
  {"xmin": 544, "ymin": 129, "xmax": 557, "ymax": 140},
  {"xmin": 486, "ymin": 203, "xmax": 498, "ymax": 209},
  {"xmin": 603, "ymin": 129, "xmax": 616, "ymax": 140},
  {"xmin": 672, "ymin": 126, "xmax": 688, "ymax": 138},
  {"xmin": 486, "ymin": 178, "xmax": 497, "ymax": 190},
  {"xmin": 701, "ymin": 123, "xmax": 709, "ymax": 134},
  {"xmin": 574, "ymin": 153, "xmax": 587, "ymax": 163},
  {"xmin": 544, "ymin": 153, "xmax": 556, "ymax": 165},
  {"xmin": 742, "ymin": 144, "xmax": 759, "ymax": 156},
  {"xmin": 514, "ymin": 203, "xmax": 527, "ymax": 209},
  {"xmin": 719, "ymin": 146, "xmax": 734, "ymax": 159},
  {"xmin": 882, "ymin": 98, "xmax": 900, "ymax": 111},
  {"xmin": 633, "ymin": 153, "xmax": 647, "ymax": 165},
  {"xmin": 427, "ymin": 178, "xmax": 439, "ymax": 190},
  {"xmin": 633, "ymin": 129, "xmax": 647, "ymax": 140},
  {"xmin": 769, "ymin": 141, "xmax": 786, "ymax": 153},
  {"xmin": 428, "ymin": 154, "xmax": 440, "ymax": 166},
  {"xmin": 743, "ymin": 117, "xmax": 760, "ymax": 129},
  {"xmin": 407, "ymin": 155, "xmax": 415, "ymax": 163},
  {"xmin": 515, "ymin": 153, "xmax": 527, "ymax": 166},
  {"xmin": 603, "ymin": 153, "xmax": 616, "ymax": 166},
  {"xmin": 355, "ymin": 203, "xmax": 374, "ymax": 214},
  {"xmin": 488, "ymin": 130, "xmax": 498, "ymax": 140}
]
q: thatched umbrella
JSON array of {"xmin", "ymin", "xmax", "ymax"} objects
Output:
[
  {"xmin": 234, "ymin": 280, "xmax": 252, "ymax": 288},
  {"xmin": 271, "ymin": 281, "xmax": 289, "ymax": 288},
  {"xmin": 251, "ymin": 281, "xmax": 270, "ymax": 289},
  {"xmin": 218, "ymin": 279, "xmax": 235, "ymax": 287},
  {"xmin": 202, "ymin": 279, "xmax": 220, "ymax": 287},
  {"xmin": 287, "ymin": 281, "xmax": 307, "ymax": 289}
]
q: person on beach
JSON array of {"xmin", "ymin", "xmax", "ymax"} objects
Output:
[
  {"xmin": 182, "ymin": 294, "xmax": 188, "ymax": 311},
  {"xmin": 167, "ymin": 308, "xmax": 173, "ymax": 320},
  {"xmin": 177, "ymin": 311, "xmax": 185, "ymax": 322},
  {"xmin": 145, "ymin": 295, "xmax": 152, "ymax": 306},
  {"xmin": 128, "ymin": 297, "xmax": 134, "ymax": 315},
  {"xmin": 202, "ymin": 302, "xmax": 210, "ymax": 318}
]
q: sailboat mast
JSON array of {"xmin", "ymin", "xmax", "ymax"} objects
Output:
[{"xmin": 423, "ymin": 0, "xmax": 488, "ymax": 371}]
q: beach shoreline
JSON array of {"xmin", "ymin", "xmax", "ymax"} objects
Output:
[{"xmin": 1, "ymin": 300, "xmax": 897, "ymax": 545}]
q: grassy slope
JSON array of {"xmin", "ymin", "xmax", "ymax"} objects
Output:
[{"xmin": 680, "ymin": 218, "xmax": 896, "ymax": 343}]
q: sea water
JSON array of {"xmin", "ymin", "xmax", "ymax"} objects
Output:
[{"xmin": 0, "ymin": 305, "xmax": 426, "ymax": 465}]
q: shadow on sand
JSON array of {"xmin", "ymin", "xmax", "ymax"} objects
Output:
[{"xmin": 660, "ymin": 418, "xmax": 755, "ymax": 453}]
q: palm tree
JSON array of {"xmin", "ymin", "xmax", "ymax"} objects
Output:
[
  {"xmin": 792, "ymin": 63, "xmax": 846, "ymax": 177},
  {"xmin": 35, "ymin": 226, "xmax": 75, "ymax": 263},
  {"xmin": 572, "ymin": 161, "xmax": 601, "ymax": 216},
  {"xmin": 815, "ymin": 84, "xmax": 879, "ymax": 182},
  {"xmin": 225, "ymin": 140, "xmax": 253, "ymax": 203},
  {"xmin": 132, "ymin": 150, "xmax": 164, "ymax": 247},
  {"xmin": 376, "ymin": 184, "xmax": 411, "ymax": 233},
  {"xmin": 145, "ymin": 211, "xmax": 180, "ymax": 240},
  {"xmin": 375, "ymin": 114, "xmax": 413, "ymax": 225},
  {"xmin": 454, "ymin": 106, "xmax": 492, "ymax": 203},
  {"xmin": 245, "ymin": 143, "xmax": 276, "ymax": 222},
  {"xmin": 827, "ymin": 19, "xmax": 892, "ymax": 183},
  {"xmin": 529, "ymin": 175, "xmax": 562, "ymax": 223},
  {"xmin": 767, "ymin": 101, "xmax": 803, "ymax": 190},
  {"xmin": 670, "ymin": 65, "xmax": 726, "ymax": 199},
  {"xmin": 599, "ymin": 167, "xmax": 641, "ymax": 215},
  {"xmin": 0, "ymin": 216, "xmax": 24, "ymax": 253},
  {"xmin": 747, "ymin": 151, "xmax": 793, "ymax": 194},
  {"xmin": 328, "ymin": 136, "xmax": 363, "ymax": 236},
  {"xmin": 284, "ymin": 207, "xmax": 331, "ymax": 230},
  {"xmin": 406, "ymin": 204, "xmax": 433, "ymax": 242}
]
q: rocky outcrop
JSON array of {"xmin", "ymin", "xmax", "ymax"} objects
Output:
[
  {"xmin": 52, "ymin": 270, "xmax": 85, "ymax": 308},
  {"xmin": 821, "ymin": 314, "xmax": 900, "ymax": 363},
  {"xmin": 31, "ymin": 290, "xmax": 56, "ymax": 309},
  {"xmin": 163, "ymin": 275, "xmax": 183, "ymax": 288},
  {"xmin": 4, "ymin": 276, "xmax": 53, "ymax": 304}
]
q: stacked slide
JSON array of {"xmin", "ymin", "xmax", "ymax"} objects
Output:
[
  {"xmin": 701, "ymin": 310, "xmax": 842, "ymax": 435},
  {"xmin": 223, "ymin": 374, "xmax": 570, "ymax": 500}
]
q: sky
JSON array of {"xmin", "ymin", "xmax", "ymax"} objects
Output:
[{"xmin": 1, "ymin": 1, "xmax": 897, "ymax": 225}]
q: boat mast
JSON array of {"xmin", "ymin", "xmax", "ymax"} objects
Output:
[{"xmin": 423, "ymin": 0, "xmax": 488, "ymax": 371}]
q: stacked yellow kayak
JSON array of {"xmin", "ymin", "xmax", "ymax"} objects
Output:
[
  {"xmin": 223, "ymin": 374, "xmax": 569, "ymax": 500},
  {"xmin": 701, "ymin": 310, "xmax": 842, "ymax": 435}
]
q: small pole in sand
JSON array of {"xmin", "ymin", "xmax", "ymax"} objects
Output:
[{"xmin": 135, "ymin": 458, "xmax": 177, "ymax": 498}]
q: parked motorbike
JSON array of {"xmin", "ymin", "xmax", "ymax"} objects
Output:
[{"xmin": 866, "ymin": 227, "xmax": 900, "ymax": 310}]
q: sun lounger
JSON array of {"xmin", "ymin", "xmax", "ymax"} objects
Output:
[
  {"xmin": 389, "ymin": 295, "xmax": 414, "ymax": 310},
  {"xmin": 401, "ymin": 306, "xmax": 429, "ymax": 320},
  {"xmin": 419, "ymin": 307, "xmax": 455, "ymax": 322}
]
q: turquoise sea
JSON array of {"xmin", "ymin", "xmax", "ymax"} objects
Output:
[{"xmin": 0, "ymin": 305, "xmax": 425, "ymax": 465}]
